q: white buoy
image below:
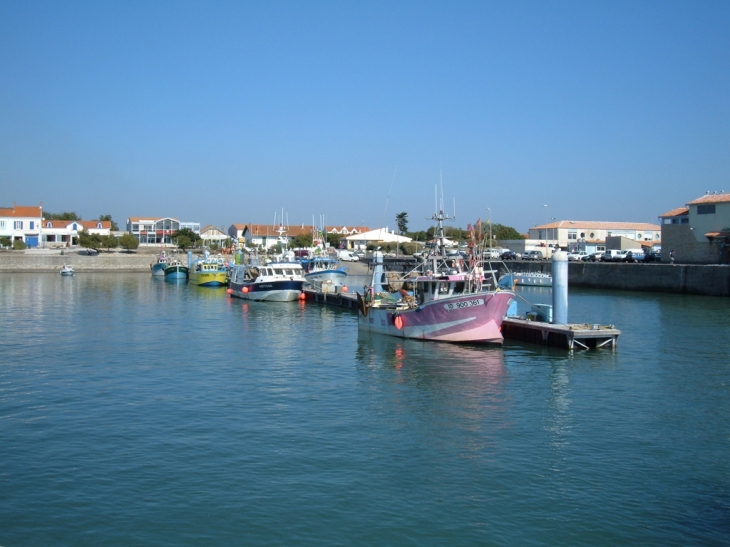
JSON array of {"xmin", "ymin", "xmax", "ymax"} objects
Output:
[{"xmin": 552, "ymin": 251, "xmax": 569, "ymax": 324}]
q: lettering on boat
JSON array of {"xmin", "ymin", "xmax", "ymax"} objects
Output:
[{"xmin": 444, "ymin": 298, "xmax": 484, "ymax": 311}]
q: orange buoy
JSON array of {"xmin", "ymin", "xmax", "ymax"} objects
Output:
[
  {"xmin": 342, "ymin": 286, "xmax": 348, "ymax": 292},
  {"xmin": 394, "ymin": 315, "xmax": 404, "ymax": 330},
  {"xmin": 226, "ymin": 288, "xmax": 232, "ymax": 295},
  {"xmin": 242, "ymin": 286, "xmax": 249, "ymax": 293},
  {"xmin": 298, "ymin": 292, "xmax": 306, "ymax": 300}
]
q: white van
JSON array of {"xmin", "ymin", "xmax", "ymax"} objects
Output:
[{"xmin": 337, "ymin": 250, "xmax": 359, "ymax": 262}]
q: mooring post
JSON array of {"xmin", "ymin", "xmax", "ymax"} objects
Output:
[
  {"xmin": 373, "ymin": 251, "xmax": 385, "ymax": 293},
  {"xmin": 552, "ymin": 250, "xmax": 568, "ymax": 325}
]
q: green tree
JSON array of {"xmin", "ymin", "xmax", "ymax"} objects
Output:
[
  {"xmin": 100, "ymin": 234, "xmax": 119, "ymax": 251},
  {"xmin": 172, "ymin": 228, "xmax": 201, "ymax": 251},
  {"xmin": 0, "ymin": 236, "xmax": 10, "ymax": 248},
  {"xmin": 291, "ymin": 232, "xmax": 313, "ymax": 249},
  {"xmin": 98, "ymin": 214, "xmax": 119, "ymax": 231},
  {"xmin": 492, "ymin": 223, "xmax": 524, "ymax": 240},
  {"xmin": 395, "ymin": 212, "xmax": 408, "ymax": 235},
  {"xmin": 13, "ymin": 239, "xmax": 27, "ymax": 250},
  {"xmin": 78, "ymin": 229, "xmax": 102, "ymax": 253},
  {"xmin": 44, "ymin": 211, "xmax": 81, "ymax": 220},
  {"xmin": 326, "ymin": 233, "xmax": 341, "ymax": 248},
  {"xmin": 119, "ymin": 233, "xmax": 139, "ymax": 252}
]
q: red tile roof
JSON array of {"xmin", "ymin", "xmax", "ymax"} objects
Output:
[
  {"xmin": 0, "ymin": 205, "xmax": 43, "ymax": 217},
  {"xmin": 538, "ymin": 221, "xmax": 660, "ymax": 230},
  {"xmin": 687, "ymin": 193, "xmax": 730, "ymax": 205},
  {"xmin": 658, "ymin": 207, "xmax": 689, "ymax": 218}
]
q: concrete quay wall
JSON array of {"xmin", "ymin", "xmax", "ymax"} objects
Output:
[
  {"xmin": 0, "ymin": 251, "xmax": 156, "ymax": 273},
  {"xmin": 509, "ymin": 260, "xmax": 730, "ymax": 297}
]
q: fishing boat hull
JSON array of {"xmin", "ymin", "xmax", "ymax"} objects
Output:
[
  {"xmin": 60, "ymin": 267, "xmax": 75, "ymax": 276},
  {"xmin": 164, "ymin": 265, "xmax": 189, "ymax": 280},
  {"xmin": 229, "ymin": 279, "xmax": 305, "ymax": 301},
  {"xmin": 358, "ymin": 290, "xmax": 515, "ymax": 344},
  {"xmin": 151, "ymin": 263, "xmax": 166, "ymax": 277},
  {"xmin": 189, "ymin": 271, "xmax": 227, "ymax": 287}
]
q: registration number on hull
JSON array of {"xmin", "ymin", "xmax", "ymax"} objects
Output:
[{"xmin": 444, "ymin": 298, "xmax": 484, "ymax": 311}]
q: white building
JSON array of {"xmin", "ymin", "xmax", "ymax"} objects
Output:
[
  {"xmin": 660, "ymin": 192, "xmax": 730, "ymax": 263},
  {"xmin": 126, "ymin": 216, "xmax": 201, "ymax": 246},
  {"xmin": 41, "ymin": 219, "xmax": 112, "ymax": 247},
  {"xmin": 527, "ymin": 220, "xmax": 661, "ymax": 253},
  {"xmin": 0, "ymin": 204, "xmax": 43, "ymax": 247},
  {"xmin": 344, "ymin": 228, "xmax": 412, "ymax": 250}
]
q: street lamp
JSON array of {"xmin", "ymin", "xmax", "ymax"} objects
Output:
[
  {"xmin": 551, "ymin": 217, "xmax": 556, "ymax": 247},
  {"xmin": 486, "ymin": 206, "xmax": 492, "ymax": 250},
  {"xmin": 543, "ymin": 204, "xmax": 547, "ymax": 247}
]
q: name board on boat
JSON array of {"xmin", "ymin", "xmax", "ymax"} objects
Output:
[{"xmin": 444, "ymin": 298, "xmax": 484, "ymax": 311}]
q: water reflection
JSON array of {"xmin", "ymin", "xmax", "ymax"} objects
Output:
[{"xmin": 355, "ymin": 333, "xmax": 510, "ymax": 455}]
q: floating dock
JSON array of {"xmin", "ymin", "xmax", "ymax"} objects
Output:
[{"xmin": 501, "ymin": 317, "xmax": 619, "ymax": 350}]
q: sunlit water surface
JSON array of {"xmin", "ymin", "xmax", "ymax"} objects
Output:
[{"xmin": 1, "ymin": 274, "xmax": 729, "ymax": 546}]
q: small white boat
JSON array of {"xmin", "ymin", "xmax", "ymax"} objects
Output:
[
  {"xmin": 60, "ymin": 265, "xmax": 75, "ymax": 276},
  {"xmin": 499, "ymin": 271, "xmax": 552, "ymax": 288}
]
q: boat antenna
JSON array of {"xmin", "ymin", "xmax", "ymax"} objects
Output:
[{"xmin": 380, "ymin": 165, "xmax": 398, "ymax": 230}]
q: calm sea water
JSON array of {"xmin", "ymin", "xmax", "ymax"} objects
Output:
[{"xmin": 1, "ymin": 273, "xmax": 729, "ymax": 546}]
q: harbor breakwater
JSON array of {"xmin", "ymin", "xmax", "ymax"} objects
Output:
[
  {"xmin": 0, "ymin": 250, "xmax": 157, "ymax": 272},
  {"xmin": 506, "ymin": 260, "xmax": 730, "ymax": 297}
]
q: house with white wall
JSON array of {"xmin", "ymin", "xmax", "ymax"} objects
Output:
[
  {"xmin": 660, "ymin": 192, "xmax": 730, "ymax": 263},
  {"xmin": 0, "ymin": 204, "xmax": 43, "ymax": 247},
  {"xmin": 41, "ymin": 219, "xmax": 112, "ymax": 247}
]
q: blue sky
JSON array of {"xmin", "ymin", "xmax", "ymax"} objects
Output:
[{"xmin": 1, "ymin": 1, "xmax": 728, "ymax": 233}]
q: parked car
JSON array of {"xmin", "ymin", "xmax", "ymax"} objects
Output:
[
  {"xmin": 622, "ymin": 250, "xmax": 645, "ymax": 263},
  {"xmin": 567, "ymin": 251, "xmax": 589, "ymax": 261},
  {"xmin": 523, "ymin": 250, "xmax": 544, "ymax": 260},
  {"xmin": 482, "ymin": 248, "xmax": 500, "ymax": 259},
  {"xmin": 582, "ymin": 252, "xmax": 604, "ymax": 262},
  {"xmin": 500, "ymin": 250, "xmax": 518, "ymax": 260},
  {"xmin": 643, "ymin": 251, "xmax": 660, "ymax": 262}
]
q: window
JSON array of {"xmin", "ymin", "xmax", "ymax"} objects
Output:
[
  {"xmin": 580, "ymin": 232, "xmax": 585, "ymax": 238},
  {"xmin": 568, "ymin": 232, "xmax": 577, "ymax": 240},
  {"xmin": 697, "ymin": 204, "xmax": 716, "ymax": 215},
  {"xmin": 590, "ymin": 232, "xmax": 595, "ymax": 238},
  {"xmin": 681, "ymin": 218, "xmax": 689, "ymax": 224},
  {"xmin": 597, "ymin": 245, "xmax": 606, "ymax": 252},
  {"xmin": 47, "ymin": 222, "xmax": 52, "ymax": 228},
  {"xmin": 637, "ymin": 233, "xmax": 642, "ymax": 239},
  {"xmin": 0, "ymin": 221, "xmax": 4, "ymax": 228},
  {"xmin": 30, "ymin": 221, "xmax": 34, "ymax": 229},
  {"xmin": 14, "ymin": 221, "xmax": 23, "ymax": 229},
  {"xmin": 97, "ymin": 222, "xmax": 102, "ymax": 228}
]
